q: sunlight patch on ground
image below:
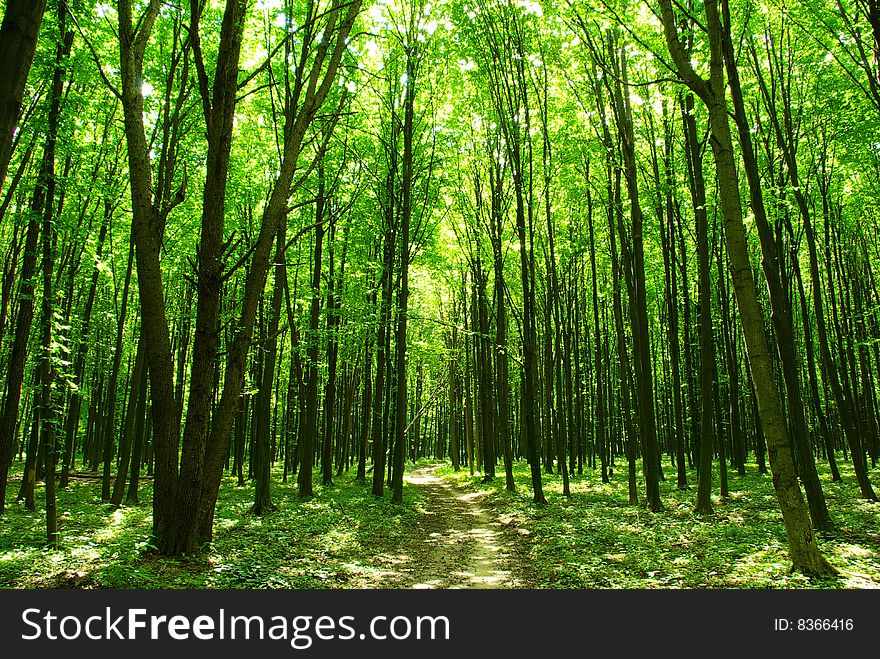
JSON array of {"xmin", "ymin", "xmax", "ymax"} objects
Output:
[
  {"xmin": 839, "ymin": 573, "xmax": 880, "ymax": 588},
  {"xmin": 835, "ymin": 544, "xmax": 874, "ymax": 559},
  {"xmin": 458, "ymin": 491, "xmax": 491, "ymax": 501}
]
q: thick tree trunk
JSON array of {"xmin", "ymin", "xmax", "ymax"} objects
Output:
[
  {"xmin": 0, "ymin": 0, "xmax": 47, "ymax": 192},
  {"xmin": 194, "ymin": 0, "xmax": 361, "ymax": 546},
  {"xmin": 157, "ymin": 0, "xmax": 248, "ymax": 552},
  {"xmin": 724, "ymin": 12, "xmax": 833, "ymax": 527},
  {"xmin": 118, "ymin": 0, "xmax": 181, "ymax": 550}
]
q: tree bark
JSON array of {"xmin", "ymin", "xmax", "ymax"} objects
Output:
[
  {"xmin": 680, "ymin": 92, "xmax": 715, "ymax": 515},
  {"xmin": 0, "ymin": 0, "xmax": 47, "ymax": 193},
  {"xmin": 656, "ymin": 0, "xmax": 835, "ymax": 574},
  {"xmin": 298, "ymin": 181, "xmax": 325, "ymax": 499}
]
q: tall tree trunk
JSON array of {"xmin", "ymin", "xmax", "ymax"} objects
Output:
[
  {"xmin": 681, "ymin": 92, "xmax": 715, "ymax": 514},
  {"xmin": 492, "ymin": 208, "xmax": 515, "ymax": 492},
  {"xmin": 610, "ymin": 37, "xmax": 663, "ymax": 511},
  {"xmin": 298, "ymin": 179, "xmax": 326, "ymax": 499},
  {"xmin": 322, "ymin": 224, "xmax": 339, "ymax": 486},
  {"xmin": 118, "ymin": 0, "xmax": 181, "ymax": 551},
  {"xmin": 355, "ymin": 287, "xmax": 374, "ymax": 483},
  {"xmin": 112, "ymin": 333, "xmax": 146, "ymax": 505},
  {"xmin": 0, "ymin": 0, "xmax": 47, "ymax": 192},
  {"xmin": 0, "ymin": 17, "xmax": 60, "ymax": 509},
  {"xmin": 464, "ymin": 272, "xmax": 475, "ymax": 476},
  {"xmin": 60, "ymin": 202, "xmax": 110, "ymax": 488},
  {"xmin": 586, "ymin": 162, "xmax": 608, "ymax": 485},
  {"xmin": 372, "ymin": 223, "xmax": 394, "ymax": 498},
  {"xmin": 391, "ymin": 45, "xmax": 417, "ymax": 505},
  {"xmin": 656, "ymin": 0, "xmax": 835, "ymax": 574},
  {"xmin": 476, "ymin": 258, "xmax": 495, "ymax": 482},
  {"xmin": 448, "ymin": 325, "xmax": 460, "ymax": 472},
  {"xmin": 252, "ymin": 217, "xmax": 285, "ymax": 514},
  {"xmin": 40, "ymin": 2, "xmax": 72, "ymax": 544},
  {"xmin": 102, "ymin": 238, "xmax": 135, "ymax": 502},
  {"xmin": 658, "ymin": 116, "xmax": 688, "ymax": 490},
  {"xmin": 722, "ymin": 12, "xmax": 834, "ymax": 528},
  {"xmin": 159, "ymin": 0, "xmax": 248, "ymax": 552}
]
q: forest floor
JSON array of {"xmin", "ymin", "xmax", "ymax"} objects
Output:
[
  {"xmin": 434, "ymin": 460, "xmax": 880, "ymax": 588},
  {"xmin": 348, "ymin": 465, "xmax": 538, "ymax": 588},
  {"xmin": 0, "ymin": 458, "xmax": 878, "ymax": 589}
]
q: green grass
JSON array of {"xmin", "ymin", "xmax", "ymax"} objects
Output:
[
  {"xmin": 2, "ymin": 456, "xmax": 878, "ymax": 589},
  {"xmin": 435, "ymin": 458, "xmax": 880, "ymax": 589},
  {"xmin": 0, "ymin": 466, "xmax": 423, "ymax": 589}
]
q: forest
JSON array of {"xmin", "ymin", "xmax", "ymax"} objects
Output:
[{"xmin": 0, "ymin": 0, "xmax": 878, "ymax": 590}]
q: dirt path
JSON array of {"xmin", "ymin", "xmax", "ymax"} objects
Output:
[{"xmin": 365, "ymin": 466, "xmax": 535, "ymax": 589}]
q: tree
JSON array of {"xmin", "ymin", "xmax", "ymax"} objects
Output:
[
  {"xmin": 0, "ymin": 0, "xmax": 48, "ymax": 193},
  {"xmin": 654, "ymin": 0, "xmax": 836, "ymax": 575}
]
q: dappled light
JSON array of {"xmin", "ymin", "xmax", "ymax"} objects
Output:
[
  {"xmin": 386, "ymin": 467, "xmax": 515, "ymax": 589},
  {"xmin": 0, "ymin": 0, "xmax": 879, "ymax": 593}
]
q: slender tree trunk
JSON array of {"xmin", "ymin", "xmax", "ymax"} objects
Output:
[
  {"xmin": 391, "ymin": 45, "xmax": 418, "ymax": 505},
  {"xmin": 252, "ymin": 217, "xmax": 285, "ymax": 514},
  {"xmin": 372, "ymin": 225, "xmax": 393, "ymax": 497},
  {"xmin": 40, "ymin": 2, "xmax": 72, "ymax": 544},
  {"xmin": 610, "ymin": 37, "xmax": 662, "ymax": 511},
  {"xmin": 355, "ymin": 289, "xmax": 374, "ymax": 483},
  {"xmin": 102, "ymin": 238, "xmax": 135, "ymax": 502},
  {"xmin": 464, "ymin": 272, "xmax": 475, "ymax": 476},
  {"xmin": 60, "ymin": 200, "xmax": 110, "ymax": 488},
  {"xmin": 299, "ymin": 179, "xmax": 325, "ymax": 499},
  {"xmin": 656, "ymin": 0, "xmax": 836, "ymax": 574},
  {"xmin": 126, "ymin": 340, "xmax": 150, "ymax": 503},
  {"xmin": 586, "ymin": 164, "xmax": 608, "ymax": 485},
  {"xmin": 493, "ymin": 234, "xmax": 514, "ymax": 492},
  {"xmin": 449, "ymin": 325, "xmax": 460, "ymax": 472},
  {"xmin": 112, "ymin": 333, "xmax": 146, "ymax": 505},
  {"xmin": 681, "ymin": 92, "xmax": 715, "ymax": 515},
  {"xmin": 322, "ymin": 224, "xmax": 339, "ymax": 486},
  {"xmin": 476, "ymin": 258, "xmax": 495, "ymax": 482},
  {"xmin": 659, "ymin": 118, "xmax": 688, "ymax": 489}
]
